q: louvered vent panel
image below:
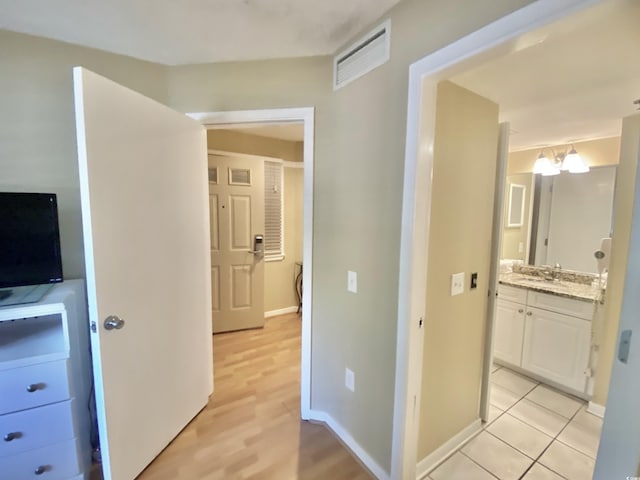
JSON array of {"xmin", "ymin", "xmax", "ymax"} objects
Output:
[
  {"xmin": 334, "ymin": 20, "xmax": 391, "ymax": 90},
  {"xmin": 264, "ymin": 161, "xmax": 283, "ymax": 256}
]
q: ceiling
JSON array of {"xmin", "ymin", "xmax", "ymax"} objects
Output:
[
  {"xmin": 450, "ymin": 0, "xmax": 640, "ymax": 151},
  {"xmin": 0, "ymin": 0, "xmax": 402, "ymax": 65}
]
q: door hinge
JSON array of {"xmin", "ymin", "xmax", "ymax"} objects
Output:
[
  {"xmin": 419, "ymin": 317, "xmax": 423, "ymax": 328},
  {"xmin": 91, "ymin": 321, "xmax": 97, "ymax": 333}
]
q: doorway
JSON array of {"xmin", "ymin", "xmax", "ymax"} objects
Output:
[
  {"xmin": 188, "ymin": 107, "xmax": 314, "ymax": 420},
  {"xmin": 391, "ymin": 0, "xmax": 635, "ymax": 478}
]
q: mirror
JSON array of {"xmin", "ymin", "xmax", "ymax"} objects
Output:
[
  {"xmin": 501, "ymin": 166, "xmax": 617, "ymax": 274},
  {"xmin": 507, "ymin": 184, "xmax": 526, "ymax": 227}
]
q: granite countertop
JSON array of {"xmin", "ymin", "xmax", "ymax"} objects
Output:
[{"xmin": 499, "ymin": 272, "xmax": 603, "ymax": 302}]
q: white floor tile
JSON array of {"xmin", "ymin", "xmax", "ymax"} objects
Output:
[
  {"xmin": 525, "ymin": 385, "xmax": 583, "ymax": 418},
  {"xmin": 462, "ymin": 431, "xmax": 532, "ymax": 480},
  {"xmin": 522, "ymin": 463, "xmax": 566, "ymax": 480},
  {"xmin": 430, "ymin": 452, "xmax": 498, "ymax": 480},
  {"xmin": 490, "ymin": 383, "xmax": 523, "ymax": 411},
  {"xmin": 539, "ymin": 441, "xmax": 595, "ymax": 480},
  {"xmin": 491, "ymin": 369, "xmax": 538, "ymax": 397},
  {"xmin": 557, "ymin": 408, "xmax": 602, "ymax": 458},
  {"xmin": 484, "ymin": 404, "xmax": 504, "ymax": 427},
  {"xmin": 509, "ymin": 399, "xmax": 570, "ymax": 437},
  {"xmin": 487, "ymin": 413, "xmax": 553, "ymax": 459}
]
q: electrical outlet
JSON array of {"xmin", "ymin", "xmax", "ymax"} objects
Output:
[
  {"xmin": 345, "ymin": 368, "xmax": 355, "ymax": 392},
  {"xmin": 451, "ymin": 272, "xmax": 464, "ymax": 296},
  {"xmin": 347, "ymin": 270, "xmax": 358, "ymax": 293},
  {"xmin": 518, "ymin": 242, "xmax": 524, "ymax": 253}
]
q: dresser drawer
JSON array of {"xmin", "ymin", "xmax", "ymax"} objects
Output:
[
  {"xmin": 0, "ymin": 400, "xmax": 77, "ymax": 457},
  {"xmin": 0, "ymin": 437, "xmax": 81, "ymax": 480},
  {"xmin": 0, "ymin": 360, "xmax": 70, "ymax": 415},
  {"xmin": 527, "ymin": 290, "xmax": 594, "ymax": 320}
]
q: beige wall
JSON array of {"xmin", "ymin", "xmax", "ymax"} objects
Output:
[
  {"xmin": 207, "ymin": 131, "xmax": 304, "ymax": 312},
  {"xmin": 501, "ymin": 173, "xmax": 534, "ymax": 261},
  {"xmin": 207, "ymin": 129, "xmax": 303, "ymax": 163},
  {"xmin": 0, "ymin": 30, "xmax": 168, "ymax": 280},
  {"xmin": 418, "ymin": 81, "xmax": 499, "ymax": 458},
  {"xmin": 593, "ymin": 114, "xmax": 640, "ymax": 406},
  {"xmin": 507, "ymin": 136, "xmax": 621, "ymax": 175}
]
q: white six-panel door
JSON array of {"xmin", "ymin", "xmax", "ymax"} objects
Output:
[
  {"xmin": 208, "ymin": 154, "xmax": 264, "ymax": 333},
  {"xmin": 73, "ymin": 67, "xmax": 213, "ymax": 480}
]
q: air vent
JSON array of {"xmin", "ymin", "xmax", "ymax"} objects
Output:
[{"xmin": 333, "ymin": 19, "xmax": 391, "ymax": 90}]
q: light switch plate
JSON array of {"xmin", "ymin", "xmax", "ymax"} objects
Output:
[
  {"xmin": 451, "ymin": 272, "xmax": 465, "ymax": 296},
  {"xmin": 345, "ymin": 368, "xmax": 355, "ymax": 392},
  {"xmin": 347, "ymin": 270, "xmax": 358, "ymax": 293}
]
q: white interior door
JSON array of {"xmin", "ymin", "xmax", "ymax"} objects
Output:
[
  {"xmin": 208, "ymin": 154, "xmax": 264, "ymax": 333},
  {"xmin": 73, "ymin": 67, "xmax": 213, "ymax": 480},
  {"xmin": 594, "ymin": 118, "xmax": 640, "ymax": 479}
]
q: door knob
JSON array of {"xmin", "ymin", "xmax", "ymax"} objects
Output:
[{"xmin": 104, "ymin": 315, "xmax": 125, "ymax": 331}]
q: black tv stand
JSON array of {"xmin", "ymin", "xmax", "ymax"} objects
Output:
[{"xmin": 0, "ymin": 290, "xmax": 12, "ymax": 301}]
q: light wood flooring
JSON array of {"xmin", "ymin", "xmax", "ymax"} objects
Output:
[{"xmin": 94, "ymin": 313, "xmax": 372, "ymax": 480}]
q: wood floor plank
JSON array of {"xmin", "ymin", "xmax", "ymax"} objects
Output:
[{"xmin": 92, "ymin": 313, "xmax": 373, "ymax": 480}]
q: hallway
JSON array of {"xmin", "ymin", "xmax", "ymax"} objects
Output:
[{"xmin": 135, "ymin": 313, "xmax": 372, "ymax": 479}]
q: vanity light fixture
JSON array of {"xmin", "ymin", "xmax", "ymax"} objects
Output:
[
  {"xmin": 533, "ymin": 145, "xmax": 589, "ymax": 175},
  {"xmin": 561, "ymin": 145, "xmax": 590, "ymax": 173},
  {"xmin": 533, "ymin": 150, "xmax": 560, "ymax": 176}
]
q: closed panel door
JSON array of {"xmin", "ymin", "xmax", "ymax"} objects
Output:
[
  {"xmin": 208, "ymin": 154, "xmax": 264, "ymax": 333},
  {"xmin": 521, "ymin": 307, "xmax": 590, "ymax": 391},
  {"xmin": 493, "ymin": 299, "xmax": 526, "ymax": 366}
]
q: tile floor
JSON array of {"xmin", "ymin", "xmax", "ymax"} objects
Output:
[{"xmin": 427, "ymin": 365, "xmax": 602, "ymax": 480}]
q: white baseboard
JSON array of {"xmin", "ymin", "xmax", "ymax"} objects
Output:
[
  {"xmin": 587, "ymin": 401, "xmax": 606, "ymax": 418},
  {"xmin": 307, "ymin": 409, "xmax": 390, "ymax": 480},
  {"xmin": 264, "ymin": 306, "xmax": 298, "ymax": 318},
  {"xmin": 416, "ymin": 419, "xmax": 482, "ymax": 480}
]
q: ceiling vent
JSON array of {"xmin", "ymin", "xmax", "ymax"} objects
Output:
[{"xmin": 333, "ymin": 19, "xmax": 391, "ymax": 91}]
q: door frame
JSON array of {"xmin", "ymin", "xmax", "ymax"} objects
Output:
[
  {"xmin": 188, "ymin": 107, "xmax": 314, "ymax": 419},
  {"xmin": 393, "ymin": 1, "xmax": 603, "ymax": 478}
]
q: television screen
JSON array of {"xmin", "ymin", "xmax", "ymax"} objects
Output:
[{"xmin": 0, "ymin": 192, "xmax": 64, "ymax": 289}]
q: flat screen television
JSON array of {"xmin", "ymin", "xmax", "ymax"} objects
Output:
[{"xmin": 0, "ymin": 192, "xmax": 63, "ymax": 304}]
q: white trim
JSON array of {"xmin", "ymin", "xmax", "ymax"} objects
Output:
[
  {"xmin": 587, "ymin": 401, "xmax": 606, "ymax": 418},
  {"xmin": 393, "ymin": 1, "xmax": 603, "ymax": 478},
  {"xmin": 264, "ymin": 255, "xmax": 285, "ymax": 263},
  {"xmin": 307, "ymin": 409, "xmax": 390, "ymax": 480},
  {"xmin": 264, "ymin": 306, "xmax": 298, "ymax": 318},
  {"xmin": 283, "ymin": 161, "xmax": 304, "ymax": 169},
  {"xmin": 190, "ymin": 107, "xmax": 315, "ymax": 421},
  {"xmin": 415, "ymin": 419, "xmax": 482, "ymax": 480},
  {"xmin": 207, "ymin": 149, "xmax": 283, "ymax": 163}
]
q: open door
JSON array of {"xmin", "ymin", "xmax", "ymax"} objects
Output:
[
  {"xmin": 593, "ymin": 114, "xmax": 640, "ymax": 479},
  {"xmin": 73, "ymin": 67, "xmax": 213, "ymax": 480}
]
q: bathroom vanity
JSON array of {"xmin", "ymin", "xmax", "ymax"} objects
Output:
[{"xmin": 494, "ymin": 269, "xmax": 603, "ymax": 398}]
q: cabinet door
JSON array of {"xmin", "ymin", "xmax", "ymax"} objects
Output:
[
  {"xmin": 493, "ymin": 299, "xmax": 526, "ymax": 366},
  {"xmin": 522, "ymin": 307, "xmax": 590, "ymax": 392}
]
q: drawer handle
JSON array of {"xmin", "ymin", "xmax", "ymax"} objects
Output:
[
  {"xmin": 4, "ymin": 432, "xmax": 21, "ymax": 442},
  {"xmin": 518, "ymin": 309, "xmax": 524, "ymax": 313},
  {"xmin": 34, "ymin": 465, "xmax": 49, "ymax": 475},
  {"xmin": 26, "ymin": 383, "xmax": 44, "ymax": 393},
  {"xmin": 527, "ymin": 311, "xmax": 533, "ymax": 316}
]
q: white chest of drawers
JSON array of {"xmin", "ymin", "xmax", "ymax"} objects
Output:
[{"xmin": 0, "ymin": 281, "xmax": 91, "ymax": 480}]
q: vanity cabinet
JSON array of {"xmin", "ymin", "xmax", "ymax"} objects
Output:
[
  {"xmin": 495, "ymin": 284, "xmax": 593, "ymax": 395},
  {"xmin": 493, "ymin": 300, "xmax": 526, "ymax": 366},
  {"xmin": 0, "ymin": 281, "xmax": 91, "ymax": 480}
]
